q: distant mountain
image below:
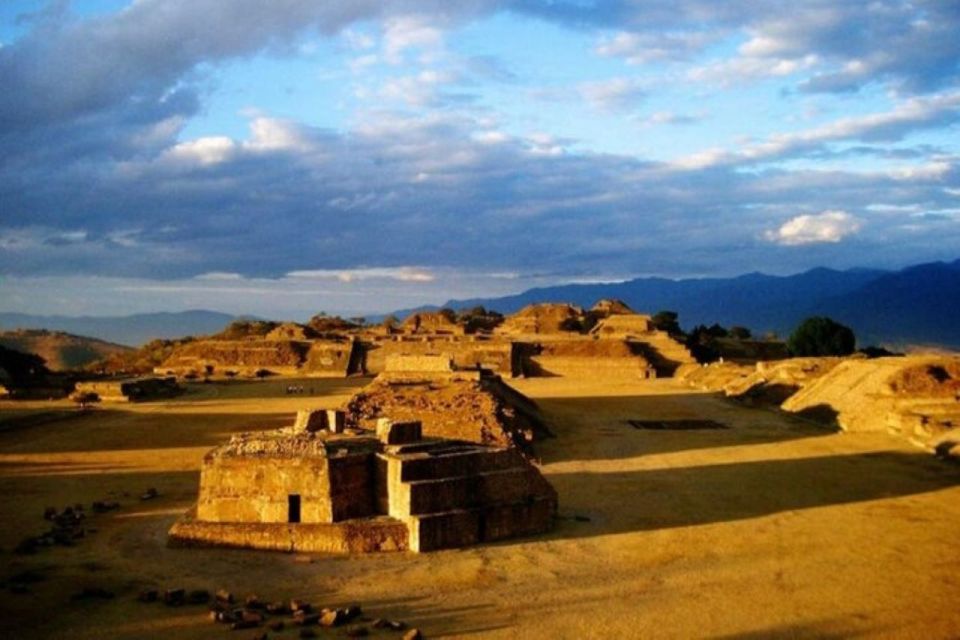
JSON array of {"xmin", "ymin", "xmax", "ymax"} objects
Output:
[
  {"xmin": 0, "ymin": 310, "xmax": 242, "ymax": 347},
  {"xmin": 817, "ymin": 260, "xmax": 960, "ymax": 348},
  {"xmin": 428, "ymin": 260, "xmax": 960, "ymax": 348},
  {"xmin": 0, "ymin": 329, "xmax": 132, "ymax": 371}
]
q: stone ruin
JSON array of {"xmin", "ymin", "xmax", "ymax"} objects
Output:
[
  {"xmin": 71, "ymin": 376, "xmax": 182, "ymax": 403},
  {"xmin": 157, "ymin": 336, "xmax": 360, "ymax": 379},
  {"xmin": 343, "ymin": 356, "xmax": 548, "ymax": 450},
  {"xmin": 495, "ymin": 303, "xmax": 584, "ymax": 336},
  {"xmin": 399, "ymin": 311, "xmax": 465, "ymax": 336},
  {"xmin": 153, "ymin": 300, "xmax": 696, "ymax": 382},
  {"xmin": 168, "ymin": 409, "xmax": 557, "ymax": 553}
]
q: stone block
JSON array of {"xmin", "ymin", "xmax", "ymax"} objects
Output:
[{"xmin": 376, "ymin": 419, "xmax": 422, "ymax": 445}]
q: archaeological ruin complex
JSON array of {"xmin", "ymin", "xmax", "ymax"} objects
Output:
[
  {"xmin": 154, "ymin": 300, "xmax": 695, "ymax": 381},
  {"xmin": 169, "ymin": 408, "xmax": 557, "ymax": 553}
]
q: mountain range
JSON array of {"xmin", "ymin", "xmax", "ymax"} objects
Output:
[
  {"xmin": 0, "ymin": 310, "xmax": 240, "ymax": 347},
  {"xmin": 435, "ymin": 259, "xmax": 960, "ymax": 349},
  {"xmin": 1, "ymin": 259, "xmax": 957, "ymax": 350}
]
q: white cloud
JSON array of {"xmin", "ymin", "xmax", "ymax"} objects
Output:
[
  {"xmin": 689, "ymin": 53, "xmax": 819, "ymax": 85},
  {"xmin": 194, "ymin": 272, "xmax": 244, "ymax": 281},
  {"xmin": 287, "ymin": 267, "xmax": 436, "ymax": 283},
  {"xmin": 378, "ymin": 69, "xmax": 458, "ymax": 107},
  {"xmin": 579, "ymin": 77, "xmax": 646, "ymax": 113},
  {"xmin": 595, "ymin": 30, "xmax": 715, "ymax": 64},
  {"xmin": 636, "ymin": 110, "xmax": 704, "ymax": 127},
  {"xmin": 245, "ymin": 117, "xmax": 311, "ymax": 152},
  {"xmin": 167, "ymin": 136, "xmax": 236, "ymax": 165},
  {"xmin": 764, "ymin": 210, "xmax": 863, "ymax": 246},
  {"xmin": 382, "ymin": 15, "xmax": 444, "ymax": 65},
  {"xmin": 673, "ymin": 91, "xmax": 960, "ymax": 169}
]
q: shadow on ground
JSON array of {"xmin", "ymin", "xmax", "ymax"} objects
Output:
[
  {"xmin": 544, "ymin": 450, "xmax": 960, "ymax": 540},
  {"xmin": 534, "ymin": 392, "xmax": 833, "ymax": 461}
]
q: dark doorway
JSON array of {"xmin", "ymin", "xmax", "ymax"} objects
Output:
[{"xmin": 288, "ymin": 494, "xmax": 301, "ymax": 523}]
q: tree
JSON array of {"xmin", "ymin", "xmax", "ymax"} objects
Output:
[
  {"xmin": 787, "ymin": 316, "xmax": 856, "ymax": 357},
  {"xmin": 652, "ymin": 310, "xmax": 682, "ymax": 336},
  {"xmin": 728, "ymin": 325, "xmax": 752, "ymax": 340},
  {"xmin": 382, "ymin": 314, "xmax": 399, "ymax": 331}
]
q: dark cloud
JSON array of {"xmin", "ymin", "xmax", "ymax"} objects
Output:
[{"xmin": 1, "ymin": 107, "xmax": 957, "ymax": 281}]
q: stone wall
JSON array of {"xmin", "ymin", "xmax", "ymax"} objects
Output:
[
  {"xmin": 159, "ymin": 340, "xmax": 309, "ymax": 375},
  {"xmin": 360, "ymin": 338, "xmax": 518, "ymax": 376},
  {"xmin": 530, "ymin": 356, "xmax": 655, "ymax": 379},
  {"xmin": 72, "ymin": 377, "xmax": 181, "ymax": 402},
  {"xmin": 169, "ymin": 510, "xmax": 408, "ymax": 553},
  {"xmin": 301, "ymin": 340, "xmax": 359, "ymax": 377},
  {"xmin": 196, "ymin": 454, "xmax": 374, "ymax": 524}
]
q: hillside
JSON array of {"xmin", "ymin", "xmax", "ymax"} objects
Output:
[
  {"xmin": 0, "ymin": 310, "xmax": 242, "ymax": 347},
  {"xmin": 0, "ymin": 329, "xmax": 132, "ymax": 371},
  {"xmin": 432, "ymin": 260, "xmax": 960, "ymax": 348},
  {"xmin": 817, "ymin": 261, "xmax": 960, "ymax": 348}
]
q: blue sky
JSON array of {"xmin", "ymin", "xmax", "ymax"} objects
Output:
[{"xmin": 1, "ymin": 1, "xmax": 959, "ymax": 318}]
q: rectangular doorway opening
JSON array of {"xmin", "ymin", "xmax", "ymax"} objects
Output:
[{"xmin": 288, "ymin": 494, "xmax": 301, "ymax": 523}]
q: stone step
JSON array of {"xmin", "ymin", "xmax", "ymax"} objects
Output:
[
  {"xmin": 407, "ymin": 495, "xmax": 556, "ymax": 552},
  {"xmin": 387, "ymin": 447, "xmax": 526, "ymax": 482},
  {"xmin": 395, "ymin": 467, "xmax": 546, "ymax": 516}
]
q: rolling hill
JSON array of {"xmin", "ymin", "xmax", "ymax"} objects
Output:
[{"xmin": 0, "ymin": 329, "xmax": 132, "ymax": 371}]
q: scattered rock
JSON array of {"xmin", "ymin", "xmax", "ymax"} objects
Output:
[
  {"xmin": 140, "ymin": 487, "xmax": 159, "ymax": 501},
  {"xmin": 295, "ymin": 612, "xmax": 320, "ymax": 627},
  {"xmin": 136, "ymin": 589, "xmax": 159, "ymax": 603},
  {"xmin": 92, "ymin": 501, "xmax": 120, "ymax": 513},
  {"xmin": 162, "ymin": 588, "xmax": 185, "ymax": 606},
  {"xmin": 290, "ymin": 599, "xmax": 311, "ymax": 613},
  {"xmin": 187, "ymin": 589, "xmax": 210, "ymax": 604},
  {"xmin": 230, "ymin": 619, "xmax": 260, "ymax": 630},
  {"xmin": 242, "ymin": 611, "xmax": 265, "ymax": 624},
  {"xmin": 320, "ymin": 608, "xmax": 346, "ymax": 627},
  {"xmin": 71, "ymin": 586, "xmax": 115, "ymax": 601},
  {"xmin": 402, "ymin": 629, "xmax": 423, "ymax": 640},
  {"xmin": 266, "ymin": 601, "xmax": 290, "ymax": 615}
]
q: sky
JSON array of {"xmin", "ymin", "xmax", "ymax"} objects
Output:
[{"xmin": 1, "ymin": 0, "xmax": 959, "ymax": 319}]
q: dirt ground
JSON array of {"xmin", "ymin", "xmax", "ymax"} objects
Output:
[{"xmin": 1, "ymin": 376, "xmax": 959, "ymax": 639}]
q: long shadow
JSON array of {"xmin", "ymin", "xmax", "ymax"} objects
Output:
[
  {"xmin": 173, "ymin": 376, "xmax": 371, "ymax": 403},
  {"xmin": 534, "ymin": 392, "xmax": 832, "ymax": 461},
  {"xmin": 0, "ymin": 409, "xmax": 293, "ymax": 454},
  {"xmin": 0, "ymin": 377, "xmax": 373, "ymax": 455},
  {"xmin": 542, "ymin": 450, "xmax": 960, "ymax": 540}
]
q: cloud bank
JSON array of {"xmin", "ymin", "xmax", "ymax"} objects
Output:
[{"xmin": 1, "ymin": 1, "xmax": 958, "ymax": 315}]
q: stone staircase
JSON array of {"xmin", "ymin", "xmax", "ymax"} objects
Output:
[
  {"xmin": 630, "ymin": 331, "xmax": 696, "ymax": 377},
  {"xmin": 378, "ymin": 442, "xmax": 557, "ymax": 552}
]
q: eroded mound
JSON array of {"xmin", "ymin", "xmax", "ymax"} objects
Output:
[
  {"xmin": 887, "ymin": 361, "xmax": 960, "ymax": 397},
  {"xmin": 344, "ymin": 373, "xmax": 546, "ymax": 450}
]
